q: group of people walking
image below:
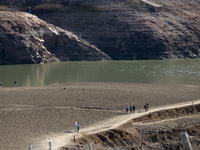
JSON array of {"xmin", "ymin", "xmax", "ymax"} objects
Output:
[
  {"xmin": 126, "ymin": 104, "xmax": 136, "ymax": 114},
  {"xmin": 125, "ymin": 103, "xmax": 150, "ymax": 114}
]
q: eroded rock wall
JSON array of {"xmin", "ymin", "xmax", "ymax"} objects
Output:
[
  {"xmin": 0, "ymin": 12, "xmax": 110, "ymax": 65},
  {"xmin": 37, "ymin": 0, "xmax": 200, "ymax": 60}
]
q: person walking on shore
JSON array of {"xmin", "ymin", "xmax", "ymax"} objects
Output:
[
  {"xmin": 75, "ymin": 121, "xmax": 78, "ymax": 132},
  {"xmin": 130, "ymin": 105, "xmax": 132, "ymax": 113},
  {"xmin": 133, "ymin": 105, "xmax": 136, "ymax": 113},
  {"xmin": 77, "ymin": 122, "xmax": 80, "ymax": 132},
  {"xmin": 144, "ymin": 103, "xmax": 149, "ymax": 112},
  {"xmin": 14, "ymin": 81, "xmax": 17, "ymax": 87},
  {"xmin": 0, "ymin": 82, "xmax": 1, "ymax": 89},
  {"xmin": 144, "ymin": 104, "xmax": 147, "ymax": 112},
  {"xmin": 126, "ymin": 104, "xmax": 128, "ymax": 114},
  {"xmin": 146, "ymin": 103, "xmax": 149, "ymax": 111}
]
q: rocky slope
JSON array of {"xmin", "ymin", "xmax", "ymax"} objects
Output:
[
  {"xmin": 0, "ymin": 12, "xmax": 110, "ymax": 65},
  {"xmin": 37, "ymin": 0, "xmax": 200, "ymax": 60}
]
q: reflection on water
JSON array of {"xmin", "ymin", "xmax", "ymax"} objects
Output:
[{"xmin": 0, "ymin": 59, "xmax": 200, "ymax": 87}]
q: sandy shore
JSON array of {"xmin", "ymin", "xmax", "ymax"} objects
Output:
[{"xmin": 0, "ymin": 82, "xmax": 200, "ymax": 150}]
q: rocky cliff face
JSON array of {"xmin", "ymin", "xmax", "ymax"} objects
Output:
[
  {"xmin": 37, "ymin": 0, "xmax": 200, "ymax": 60},
  {"xmin": 0, "ymin": 12, "xmax": 110, "ymax": 65}
]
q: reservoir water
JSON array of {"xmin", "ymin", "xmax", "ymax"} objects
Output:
[{"xmin": 0, "ymin": 59, "xmax": 200, "ymax": 87}]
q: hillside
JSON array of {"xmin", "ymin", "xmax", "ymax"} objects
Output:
[
  {"xmin": 0, "ymin": 0, "xmax": 200, "ymax": 64},
  {"xmin": 0, "ymin": 11, "xmax": 110, "ymax": 65},
  {"xmin": 37, "ymin": 0, "xmax": 200, "ymax": 60}
]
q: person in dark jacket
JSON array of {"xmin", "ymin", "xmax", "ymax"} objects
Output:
[
  {"xmin": 130, "ymin": 105, "xmax": 132, "ymax": 113},
  {"xmin": 133, "ymin": 105, "xmax": 136, "ymax": 113},
  {"xmin": 144, "ymin": 104, "xmax": 147, "ymax": 112},
  {"xmin": 146, "ymin": 103, "xmax": 149, "ymax": 111}
]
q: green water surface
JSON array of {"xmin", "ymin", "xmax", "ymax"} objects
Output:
[{"xmin": 0, "ymin": 59, "xmax": 200, "ymax": 87}]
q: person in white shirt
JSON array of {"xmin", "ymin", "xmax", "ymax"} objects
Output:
[
  {"xmin": 77, "ymin": 122, "xmax": 80, "ymax": 132},
  {"xmin": 75, "ymin": 121, "xmax": 78, "ymax": 131},
  {"xmin": 126, "ymin": 104, "xmax": 128, "ymax": 114}
]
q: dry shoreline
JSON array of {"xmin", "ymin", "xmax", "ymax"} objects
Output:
[
  {"xmin": 72, "ymin": 103, "xmax": 200, "ymax": 150},
  {"xmin": 0, "ymin": 82, "xmax": 200, "ymax": 150}
]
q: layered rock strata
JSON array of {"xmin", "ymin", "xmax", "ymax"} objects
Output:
[
  {"xmin": 0, "ymin": 12, "xmax": 110, "ymax": 65},
  {"xmin": 38, "ymin": 0, "xmax": 200, "ymax": 60}
]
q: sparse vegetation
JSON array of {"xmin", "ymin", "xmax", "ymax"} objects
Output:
[
  {"xmin": 0, "ymin": 0, "xmax": 103, "ymax": 14},
  {"xmin": 72, "ymin": 3, "xmax": 103, "ymax": 12},
  {"xmin": 33, "ymin": 3, "xmax": 66, "ymax": 14},
  {"xmin": 0, "ymin": 5, "xmax": 19, "ymax": 12}
]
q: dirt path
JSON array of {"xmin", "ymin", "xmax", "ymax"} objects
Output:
[{"xmin": 39, "ymin": 99, "xmax": 200, "ymax": 150}]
